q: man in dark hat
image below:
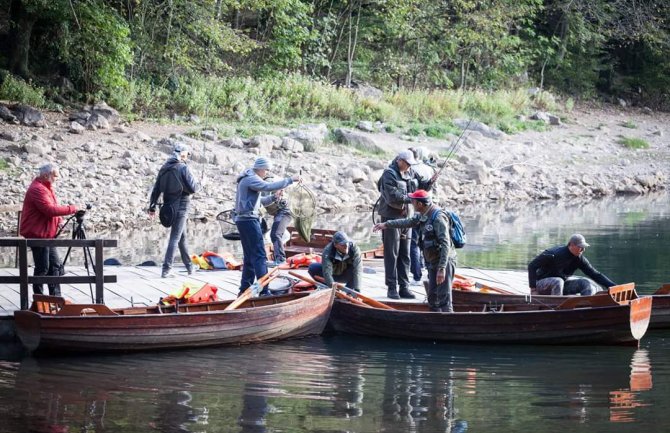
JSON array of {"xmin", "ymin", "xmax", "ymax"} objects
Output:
[
  {"xmin": 374, "ymin": 190, "xmax": 456, "ymax": 312},
  {"xmin": 308, "ymin": 231, "xmax": 362, "ymax": 292},
  {"xmin": 377, "ymin": 150, "xmax": 435, "ymax": 299},
  {"xmin": 528, "ymin": 233, "xmax": 616, "ymax": 295}
]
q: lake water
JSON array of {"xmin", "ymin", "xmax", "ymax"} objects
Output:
[{"xmin": 0, "ymin": 193, "xmax": 668, "ymax": 432}]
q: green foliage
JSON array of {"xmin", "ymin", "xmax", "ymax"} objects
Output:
[
  {"xmin": 621, "ymin": 120, "xmax": 637, "ymax": 129},
  {"xmin": 0, "ymin": 158, "xmax": 9, "ymax": 171},
  {"xmin": 618, "ymin": 137, "xmax": 649, "ymax": 149},
  {"xmin": 0, "ymin": 74, "xmax": 46, "ymax": 106},
  {"xmin": 59, "ymin": 1, "xmax": 132, "ymax": 96}
]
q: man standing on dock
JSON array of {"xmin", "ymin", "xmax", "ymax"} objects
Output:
[
  {"xmin": 234, "ymin": 157, "xmax": 300, "ymax": 296},
  {"xmin": 528, "ymin": 234, "xmax": 616, "ymax": 295},
  {"xmin": 376, "ymin": 150, "xmax": 433, "ymax": 299},
  {"xmin": 20, "ymin": 163, "xmax": 79, "ymax": 296},
  {"xmin": 148, "ymin": 143, "xmax": 200, "ymax": 278},
  {"xmin": 374, "ymin": 190, "xmax": 455, "ymax": 312}
]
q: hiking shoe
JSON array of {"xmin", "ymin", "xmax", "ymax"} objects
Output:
[
  {"xmin": 387, "ymin": 288, "xmax": 400, "ymax": 300},
  {"xmin": 399, "ymin": 288, "xmax": 416, "ymax": 299},
  {"xmin": 161, "ymin": 269, "xmax": 175, "ymax": 278},
  {"xmin": 410, "ymin": 279, "xmax": 423, "ymax": 287},
  {"xmin": 187, "ymin": 267, "xmax": 197, "ymax": 275}
]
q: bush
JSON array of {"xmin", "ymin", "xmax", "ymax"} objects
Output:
[
  {"xmin": 0, "ymin": 74, "xmax": 47, "ymax": 107},
  {"xmin": 619, "ymin": 137, "xmax": 649, "ymax": 149}
]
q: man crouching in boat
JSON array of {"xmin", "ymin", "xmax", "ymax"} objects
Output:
[
  {"xmin": 308, "ymin": 231, "xmax": 362, "ymax": 292},
  {"xmin": 373, "ymin": 190, "xmax": 456, "ymax": 312},
  {"xmin": 528, "ymin": 233, "xmax": 616, "ymax": 296}
]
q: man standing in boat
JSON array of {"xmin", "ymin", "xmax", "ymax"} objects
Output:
[
  {"xmin": 373, "ymin": 190, "xmax": 455, "ymax": 312},
  {"xmin": 148, "ymin": 143, "xmax": 200, "ymax": 278},
  {"xmin": 20, "ymin": 163, "xmax": 80, "ymax": 296},
  {"xmin": 308, "ymin": 231, "xmax": 362, "ymax": 292},
  {"xmin": 408, "ymin": 146, "xmax": 436, "ymax": 287},
  {"xmin": 377, "ymin": 150, "xmax": 435, "ymax": 300},
  {"xmin": 528, "ymin": 234, "xmax": 617, "ymax": 295},
  {"xmin": 234, "ymin": 157, "xmax": 300, "ymax": 296}
]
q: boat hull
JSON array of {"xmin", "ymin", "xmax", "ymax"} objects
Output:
[
  {"xmin": 452, "ymin": 290, "xmax": 670, "ymax": 330},
  {"xmin": 328, "ymin": 296, "xmax": 652, "ymax": 346},
  {"xmin": 15, "ymin": 289, "xmax": 334, "ymax": 354}
]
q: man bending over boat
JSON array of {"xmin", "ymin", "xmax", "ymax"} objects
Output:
[
  {"xmin": 528, "ymin": 234, "xmax": 616, "ymax": 296},
  {"xmin": 234, "ymin": 157, "xmax": 300, "ymax": 296},
  {"xmin": 373, "ymin": 190, "xmax": 456, "ymax": 312},
  {"xmin": 308, "ymin": 231, "xmax": 362, "ymax": 292}
]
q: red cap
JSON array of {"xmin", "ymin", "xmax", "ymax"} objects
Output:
[{"xmin": 407, "ymin": 189, "xmax": 430, "ymax": 200}]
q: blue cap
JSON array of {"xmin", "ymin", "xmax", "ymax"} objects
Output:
[
  {"xmin": 253, "ymin": 157, "xmax": 273, "ymax": 170},
  {"xmin": 333, "ymin": 231, "xmax": 350, "ymax": 245}
]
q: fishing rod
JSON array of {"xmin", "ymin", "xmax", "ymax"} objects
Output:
[{"xmin": 432, "ymin": 119, "xmax": 472, "ymax": 182}]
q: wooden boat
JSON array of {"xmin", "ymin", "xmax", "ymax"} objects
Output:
[
  {"xmin": 328, "ymin": 284, "xmax": 652, "ymax": 346},
  {"xmin": 14, "ymin": 287, "xmax": 335, "ymax": 354},
  {"xmin": 452, "ymin": 279, "xmax": 670, "ymax": 330},
  {"xmin": 268, "ymin": 227, "xmax": 383, "ymax": 260}
]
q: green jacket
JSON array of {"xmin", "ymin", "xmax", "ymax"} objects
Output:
[
  {"xmin": 385, "ymin": 206, "xmax": 455, "ymax": 269},
  {"xmin": 321, "ymin": 241, "xmax": 362, "ymax": 291}
]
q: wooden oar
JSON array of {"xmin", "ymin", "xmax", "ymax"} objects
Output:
[
  {"xmin": 454, "ymin": 273, "xmax": 515, "ymax": 295},
  {"xmin": 290, "ymin": 271, "xmax": 395, "ymax": 310},
  {"xmin": 225, "ymin": 267, "xmax": 280, "ymax": 311},
  {"xmin": 654, "ymin": 284, "xmax": 670, "ymax": 295}
]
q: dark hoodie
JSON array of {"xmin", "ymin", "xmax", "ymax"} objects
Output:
[{"xmin": 149, "ymin": 156, "xmax": 199, "ymax": 211}]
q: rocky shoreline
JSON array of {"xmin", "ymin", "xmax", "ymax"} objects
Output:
[{"xmin": 0, "ymin": 103, "xmax": 668, "ymax": 235}]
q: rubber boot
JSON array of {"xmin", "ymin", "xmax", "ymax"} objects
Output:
[
  {"xmin": 387, "ymin": 287, "xmax": 400, "ymax": 300},
  {"xmin": 398, "ymin": 287, "xmax": 416, "ymax": 299}
]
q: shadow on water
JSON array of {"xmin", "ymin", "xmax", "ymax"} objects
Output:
[{"xmin": 0, "ymin": 334, "xmax": 667, "ymax": 432}]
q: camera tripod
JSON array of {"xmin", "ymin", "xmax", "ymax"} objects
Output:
[{"xmin": 60, "ymin": 208, "xmax": 96, "ymax": 302}]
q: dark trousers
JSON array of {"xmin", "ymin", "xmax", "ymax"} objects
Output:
[
  {"xmin": 236, "ymin": 219, "xmax": 268, "ymax": 294},
  {"xmin": 426, "ymin": 258, "xmax": 455, "ymax": 312},
  {"xmin": 409, "ymin": 228, "xmax": 422, "ymax": 281},
  {"xmin": 308, "ymin": 262, "xmax": 357, "ymax": 291},
  {"xmin": 163, "ymin": 207, "xmax": 192, "ymax": 272},
  {"xmin": 382, "ymin": 217, "xmax": 410, "ymax": 291},
  {"xmin": 270, "ymin": 212, "xmax": 292, "ymax": 263},
  {"xmin": 31, "ymin": 246, "xmax": 63, "ymax": 296}
]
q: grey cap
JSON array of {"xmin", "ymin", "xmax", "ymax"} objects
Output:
[
  {"xmin": 333, "ymin": 231, "xmax": 350, "ymax": 245},
  {"xmin": 396, "ymin": 149, "xmax": 418, "ymax": 165},
  {"xmin": 174, "ymin": 142, "xmax": 189, "ymax": 154},
  {"xmin": 569, "ymin": 233, "xmax": 590, "ymax": 248},
  {"xmin": 253, "ymin": 157, "xmax": 273, "ymax": 170}
]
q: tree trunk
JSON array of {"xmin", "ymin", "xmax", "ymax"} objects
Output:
[{"xmin": 9, "ymin": 0, "xmax": 36, "ymax": 79}]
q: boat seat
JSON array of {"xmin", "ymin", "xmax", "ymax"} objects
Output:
[{"xmin": 31, "ymin": 294, "xmax": 66, "ymax": 315}]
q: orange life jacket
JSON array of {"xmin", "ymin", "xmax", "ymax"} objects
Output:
[{"xmin": 278, "ymin": 253, "xmax": 322, "ymax": 269}]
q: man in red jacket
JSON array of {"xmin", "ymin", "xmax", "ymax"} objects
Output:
[{"xmin": 20, "ymin": 163, "xmax": 78, "ymax": 296}]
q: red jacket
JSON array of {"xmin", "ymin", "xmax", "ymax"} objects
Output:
[{"xmin": 20, "ymin": 178, "xmax": 76, "ymax": 239}]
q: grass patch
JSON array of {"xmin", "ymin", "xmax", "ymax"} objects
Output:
[
  {"xmin": 498, "ymin": 118, "xmax": 548, "ymax": 134},
  {"xmin": 0, "ymin": 74, "xmax": 47, "ymax": 107},
  {"xmin": 619, "ymin": 136, "xmax": 649, "ymax": 149},
  {"xmin": 0, "ymin": 158, "xmax": 9, "ymax": 171},
  {"xmin": 621, "ymin": 120, "xmax": 637, "ymax": 128}
]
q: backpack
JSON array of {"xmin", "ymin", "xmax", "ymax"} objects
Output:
[{"xmin": 428, "ymin": 208, "xmax": 466, "ymax": 249}]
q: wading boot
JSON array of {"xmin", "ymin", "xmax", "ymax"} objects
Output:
[
  {"xmin": 398, "ymin": 287, "xmax": 416, "ymax": 299},
  {"xmin": 387, "ymin": 287, "xmax": 400, "ymax": 300}
]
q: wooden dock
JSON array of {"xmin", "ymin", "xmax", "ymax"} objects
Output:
[{"xmin": 0, "ymin": 259, "xmax": 530, "ymax": 316}]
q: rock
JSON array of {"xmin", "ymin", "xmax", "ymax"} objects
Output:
[
  {"xmin": 0, "ymin": 131, "xmax": 20, "ymax": 142},
  {"xmin": 92, "ymin": 101, "xmax": 121, "ymax": 125},
  {"xmin": 530, "ymin": 112, "xmax": 551, "ymax": 123},
  {"xmin": 132, "ymin": 131, "xmax": 152, "ymax": 142},
  {"xmin": 11, "ymin": 104, "xmax": 47, "ymax": 127},
  {"xmin": 367, "ymin": 159, "xmax": 386, "ymax": 170},
  {"xmin": 201, "ymin": 130, "xmax": 217, "ymax": 141},
  {"xmin": 113, "ymin": 125, "xmax": 128, "ymax": 133},
  {"xmin": 548, "ymin": 114, "xmax": 561, "ymax": 126},
  {"xmin": 247, "ymin": 135, "xmax": 281, "ymax": 155},
  {"xmin": 69, "ymin": 121, "xmax": 86, "ymax": 134},
  {"xmin": 287, "ymin": 124, "xmax": 329, "ymax": 151},
  {"xmin": 23, "ymin": 140, "xmax": 49, "ymax": 156},
  {"xmin": 187, "ymin": 114, "xmax": 201, "ymax": 124},
  {"xmin": 220, "ymin": 137, "xmax": 244, "ymax": 149},
  {"xmin": 453, "ymin": 118, "xmax": 505, "ymax": 139},
  {"xmin": 52, "ymin": 133, "xmax": 65, "ymax": 142},
  {"xmin": 346, "ymin": 167, "xmax": 368, "ymax": 183},
  {"xmin": 357, "ymin": 121, "xmax": 375, "ymax": 132},
  {"xmin": 0, "ymin": 105, "xmax": 18, "ymax": 124},
  {"xmin": 85, "ymin": 113, "xmax": 110, "ymax": 130},
  {"xmin": 281, "ymin": 137, "xmax": 304, "ymax": 152},
  {"xmin": 333, "ymin": 128, "xmax": 384, "ymax": 154}
]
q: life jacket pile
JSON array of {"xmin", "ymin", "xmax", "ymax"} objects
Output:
[
  {"xmin": 278, "ymin": 253, "xmax": 322, "ymax": 269},
  {"xmin": 160, "ymin": 282, "xmax": 219, "ymax": 305},
  {"xmin": 190, "ymin": 251, "xmax": 242, "ymax": 270}
]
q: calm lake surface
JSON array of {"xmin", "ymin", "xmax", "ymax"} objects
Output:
[{"xmin": 0, "ymin": 193, "xmax": 668, "ymax": 432}]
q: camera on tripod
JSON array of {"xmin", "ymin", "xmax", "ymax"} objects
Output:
[{"xmin": 75, "ymin": 203, "xmax": 93, "ymax": 222}]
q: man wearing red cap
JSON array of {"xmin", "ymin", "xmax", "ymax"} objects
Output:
[{"xmin": 373, "ymin": 189, "xmax": 455, "ymax": 312}]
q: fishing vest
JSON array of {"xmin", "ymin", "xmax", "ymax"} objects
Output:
[{"xmin": 418, "ymin": 208, "xmax": 451, "ymax": 264}]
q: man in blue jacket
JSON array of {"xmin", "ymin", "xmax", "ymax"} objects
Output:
[
  {"xmin": 149, "ymin": 143, "xmax": 200, "ymax": 278},
  {"xmin": 528, "ymin": 233, "xmax": 616, "ymax": 295},
  {"xmin": 235, "ymin": 157, "xmax": 300, "ymax": 295}
]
